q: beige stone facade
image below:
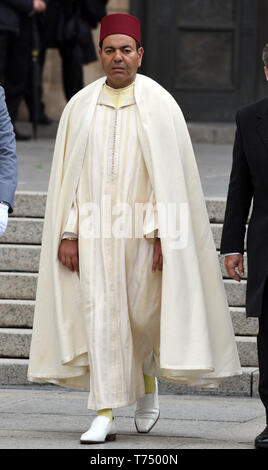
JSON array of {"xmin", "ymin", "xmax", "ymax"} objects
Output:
[{"xmin": 19, "ymin": 0, "xmax": 130, "ymax": 120}]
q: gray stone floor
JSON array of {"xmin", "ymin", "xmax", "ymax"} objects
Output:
[{"xmin": 0, "ymin": 386, "xmax": 265, "ymax": 449}]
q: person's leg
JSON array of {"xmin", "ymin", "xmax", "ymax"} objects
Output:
[
  {"xmin": 257, "ymin": 281, "xmax": 268, "ymax": 423},
  {"xmin": 85, "ymin": 378, "xmax": 157, "ymax": 439},
  {"xmin": 84, "ymin": 376, "xmax": 157, "ymax": 439},
  {"xmin": 80, "ymin": 407, "xmax": 116, "ymax": 444},
  {"xmin": 135, "ymin": 374, "xmax": 159, "ymax": 434},
  {"xmin": 144, "ymin": 374, "xmax": 156, "ymax": 394},
  {"xmin": 97, "ymin": 408, "xmax": 113, "ymax": 422},
  {"xmin": 0, "ymin": 32, "xmax": 10, "ymax": 83},
  {"xmin": 5, "ymin": 17, "xmax": 32, "ymax": 123},
  {"xmin": 255, "ymin": 278, "xmax": 268, "ymax": 448},
  {"xmin": 24, "ymin": 47, "xmax": 51, "ymax": 124},
  {"xmin": 59, "ymin": 44, "xmax": 84, "ymax": 101}
]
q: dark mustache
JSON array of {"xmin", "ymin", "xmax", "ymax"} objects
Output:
[{"xmin": 112, "ymin": 64, "xmax": 126, "ymax": 69}]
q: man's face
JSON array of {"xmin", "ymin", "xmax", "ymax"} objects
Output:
[
  {"xmin": 98, "ymin": 34, "xmax": 144, "ymax": 89},
  {"xmin": 265, "ymin": 66, "xmax": 268, "ymax": 81}
]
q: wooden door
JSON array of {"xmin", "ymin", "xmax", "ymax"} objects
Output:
[{"xmin": 131, "ymin": 0, "xmax": 260, "ymax": 121}]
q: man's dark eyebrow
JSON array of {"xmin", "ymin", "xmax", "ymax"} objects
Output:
[{"xmin": 104, "ymin": 45, "xmax": 134, "ymax": 50}]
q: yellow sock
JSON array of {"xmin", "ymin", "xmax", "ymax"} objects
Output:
[
  {"xmin": 144, "ymin": 374, "xmax": 155, "ymax": 394},
  {"xmin": 97, "ymin": 408, "xmax": 113, "ymax": 422}
]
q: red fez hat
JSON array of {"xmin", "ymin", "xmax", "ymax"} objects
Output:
[{"xmin": 99, "ymin": 13, "xmax": 141, "ymax": 46}]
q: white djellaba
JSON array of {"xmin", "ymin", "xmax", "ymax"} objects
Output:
[{"xmin": 27, "ymin": 74, "xmax": 242, "ymax": 400}]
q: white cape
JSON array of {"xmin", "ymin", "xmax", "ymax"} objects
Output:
[{"xmin": 28, "ymin": 74, "xmax": 242, "ymax": 389}]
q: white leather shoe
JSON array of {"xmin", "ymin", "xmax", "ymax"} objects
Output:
[
  {"xmin": 80, "ymin": 415, "xmax": 116, "ymax": 444},
  {"xmin": 135, "ymin": 378, "xmax": 160, "ymax": 433}
]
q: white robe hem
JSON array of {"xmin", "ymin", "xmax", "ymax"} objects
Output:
[
  {"xmin": 61, "ymin": 349, "xmax": 88, "ymax": 366},
  {"xmin": 87, "ymin": 397, "xmax": 143, "ymax": 411}
]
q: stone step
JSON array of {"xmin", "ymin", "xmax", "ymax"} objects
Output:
[
  {"xmin": 0, "ymin": 218, "xmax": 43, "ymax": 245},
  {"xmin": 8, "ymin": 192, "xmax": 234, "ymax": 224},
  {"xmin": 0, "ymin": 220, "xmax": 244, "ymax": 252},
  {"xmin": 0, "ymin": 327, "xmax": 257, "ymax": 366},
  {"xmin": 0, "ymin": 240, "xmax": 248, "ymax": 278},
  {"xmin": 5, "ymin": 221, "xmax": 223, "ymax": 248},
  {"xmin": 3, "ymin": 193, "xmax": 250, "ymax": 252},
  {"xmin": 236, "ymin": 336, "xmax": 257, "ymax": 367},
  {"xmin": 188, "ymin": 122, "xmax": 236, "ymax": 144},
  {"xmin": 0, "ymin": 357, "xmax": 258, "ymax": 397},
  {"xmin": 159, "ymin": 367, "xmax": 259, "ymax": 398},
  {"xmin": 0, "ymin": 301, "xmax": 257, "ymax": 336},
  {"xmin": 211, "ymin": 223, "xmax": 247, "ymax": 252},
  {"xmin": 205, "ymin": 198, "xmax": 252, "ymax": 224},
  {"xmin": 0, "ymin": 329, "xmax": 32, "ymax": 358},
  {"xmin": 205, "ymin": 198, "xmax": 226, "ymax": 223},
  {"xmin": 224, "ymin": 279, "xmax": 246, "ymax": 306},
  {"xmin": 211, "ymin": 223, "xmax": 223, "ymax": 250},
  {"xmin": 0, "ymin": 245, "xmax": 40, "ymax": 272},
  {"xmin": 7, "ymin": 193, "xmax": 252, "ymax": 229},
  {"xmin": 0, "ymin": 273, "xmax": 37, "ymax": 300},
  {"xmin": 0, "ymin": 300, "xmax": 35, "ymax": 328},
  {"xmin": 11, "ymin": 192, "xmax": 47, "ymax": 218},
  {"xmin": 0, "ymin": 272, "xmax": 246, "ymax": 306},
  {"xmin": 0, "ymin": 358, "xmax": 29, "ymax": 385},
  {"xmin": 230, "ymin": 307, "xmax": 258, "ymax": 336},
  {"xmin": 10, "ymin": 192, "xmax": 228, "ymax": 221}
]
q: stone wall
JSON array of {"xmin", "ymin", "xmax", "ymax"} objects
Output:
[{"xmin": 19, "ymin": 0, "xmax": 129, "ymax": 121}]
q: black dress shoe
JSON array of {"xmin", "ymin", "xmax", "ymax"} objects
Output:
[
  {"xmin": 14, "ymin": 128, "xmax": 31, "ymax": 141},
  {"xmin": 38, "ymin": 113, "xmax": 53, "ymax": 125},
  {"xmin": 255, "ymin": 425, "xmax": 268, "ymax": 448},
  {"xmin": 29, "ymin": 113, "xmax": 53, "ymax": 125}
]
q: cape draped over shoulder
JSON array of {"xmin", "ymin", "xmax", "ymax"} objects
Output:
[{"xmin": 27, "ymin": 74, "xmax": 241, "ymax": 389}]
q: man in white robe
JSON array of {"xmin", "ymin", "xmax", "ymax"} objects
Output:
[
  {"xmin": 27, "ymin": 13, "xmax": 242, "ymax": 445},
  {"xmin": 60, "ymin": 77, "xmax": 163, "ymax": 420}
]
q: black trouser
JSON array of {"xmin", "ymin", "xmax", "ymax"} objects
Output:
[
  {"xmin": 24, "ymin": 47, "xmax": 46, "ymax": 120},
  {"xmin": 58, "ymin": 44, "xmax": 84, "ymax": 101},
  {"xmin": 0, "ymin": 31, "xmax": 11, "ymax": 82},
  {"xmin": 0, "ymin": 17, "xmax": 32, "ymax": 123},
  {"xmin": 6, "ymin": 17, "xmax": 32, "ymax": 123},
  {"xmin": 257, "ymin": 281, "xmax": 268, "ymax": 423}
]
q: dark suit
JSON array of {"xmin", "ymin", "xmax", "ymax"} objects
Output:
[
  {"xmin": 220, "ymin": 98, "xmax": 268, "ymax": 422},
  {"xmin": 45, "ymin": 0, "xmax": 107, "ymax": 101},
  {"xmin": 0, "ymin": 0, "xmax": 35, "ymax": 122}
]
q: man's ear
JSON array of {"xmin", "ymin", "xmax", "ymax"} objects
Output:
[{"xmin": 138, "ymin": 47, "xmax": 144, "ymax": 67}]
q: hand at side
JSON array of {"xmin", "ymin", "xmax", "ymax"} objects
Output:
[{"xmin": 58, "ymin": 239, "xmax": 79, "ymax": 274}]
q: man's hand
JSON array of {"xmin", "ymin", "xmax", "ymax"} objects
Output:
[
  {"xmin": 152, "ymin": 238, "xmax": 163, "ymax": 272},
  {"xmin": 58, "ymin": 239, "xmax": 79, "ymax": 274},
  {"xmin": 224, "ymin": 254, "xmax": 244, "ymax": 282},
  {"xmin": 29, "ymin": 0, "xmax": 46, "ymax": 15}
]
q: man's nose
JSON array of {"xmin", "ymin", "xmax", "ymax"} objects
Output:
[{"xmin": 113, "ymin": 49, "xmax": 123, "ymax": 61}]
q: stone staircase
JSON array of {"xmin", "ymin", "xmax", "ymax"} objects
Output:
[{"xmin": 0, "ymin": 192, "xmax": 259, "ymax": 398}]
